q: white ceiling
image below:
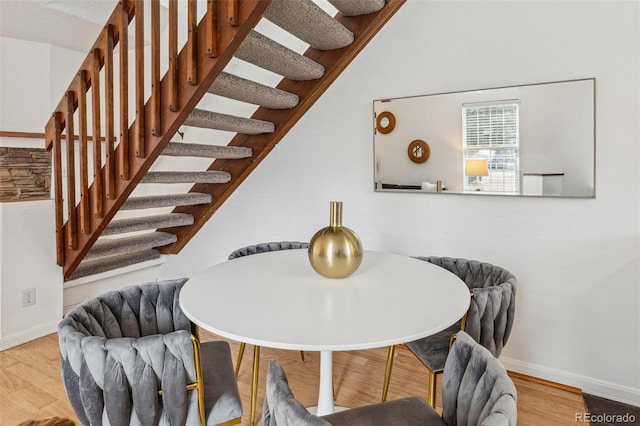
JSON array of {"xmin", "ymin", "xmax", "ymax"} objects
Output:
[{"xmin": 0, "ymin": 0, "xmax": 116, "ymax": 52}]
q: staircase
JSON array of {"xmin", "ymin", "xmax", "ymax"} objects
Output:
[{"xmin": 45, "ymin": 0, "xmax": 406, "ymax": 280}]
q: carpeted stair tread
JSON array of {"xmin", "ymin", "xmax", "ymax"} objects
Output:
[
  {"xmin": 263, "ymin": 0, "xmax": 354, "ymax": 50},
  {"xmin": 103, "ymin": 213, "xmax": 194, "ymax": 236},
  {"xmin": 235, "ymin": 30, "xmax": 325, "ymax": 81},
  {"xmin": 68, "ymin": 249, "xmax": 161, "ymax": 281},
  {"xmin": 184, "ymin": 108, "xmax": 275, "ymax": 134},
  {"xmin": 86, "ymin": 232, "xmax": 177, "ymax": 260},
  {"xmin": 141, "ymin": 171, "xmax": 231, "ymax": 184},
  {"xmin": 162, "ymin": 142, "xmax": 252, "ymax": 159},
  {"xmin": 208, "ymin": 72, "xmax": 299, "ymax": 109},
  {"xmin": 328, "ymin": 0, "xmax": 385, "ymax": 16},
  {"xmin": 122, "ymin": 193, "xmax": 212, "ymax": 210}
]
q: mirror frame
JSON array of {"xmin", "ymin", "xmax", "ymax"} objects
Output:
[{"xmin": 373, "ymin": 78, "xmax": 596, "ymax": 199}]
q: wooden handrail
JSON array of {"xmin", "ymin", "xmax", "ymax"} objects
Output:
[
  {"xmin": 0, "ymin": 131, "xmax": 45, "ymax": 139},
  {"xmin": 0, "ymin": 131, "xmax": 106, "ymax": 141}
]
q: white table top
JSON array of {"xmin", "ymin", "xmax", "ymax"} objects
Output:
[{"xmin": 180, "ymin": 250, "xmax": 470, "ymax": 352}]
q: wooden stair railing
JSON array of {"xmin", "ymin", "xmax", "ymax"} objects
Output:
[
  {"xmin": 45, "ymin": 0, "xmax": 270, "ymax": 279},
  {"xmin": 46, "ymin": 0, "xmax": 407, "ymax": 280}
]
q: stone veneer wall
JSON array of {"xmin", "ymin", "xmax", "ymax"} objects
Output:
[{"xmin": 0, "ymin": 147, "xmax": 51, "ymax": 200}]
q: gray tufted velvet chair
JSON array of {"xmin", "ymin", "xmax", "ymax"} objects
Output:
[
  {"xmin": 227, "ymin": 241, "xmax": 309, "ymax": 261},
  {"xmin": 441, "ymin": 331, "xmax": 517, "ymax": 426},
  {"xmin": 263, "ymin": 333, "xmax": 517, "ymax": 425},
  {"xmin": 57, "ymin": 278, "xmax": 242, "ymax": 426},
  {"xmin": 382, "ymin": 257, "xmax": 517, "ymax": 407},
  {"xmin": 228, "ymin": 241, "xmax": 308, "ymax": 425},
  {"xmin": 262, "ymin": 362, "xmax": 437, "ymax": 426}
]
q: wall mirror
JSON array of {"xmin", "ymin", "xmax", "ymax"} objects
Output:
[{"xmin": 373, "ymin": 78, "xmax": 595, "ymax": 198}]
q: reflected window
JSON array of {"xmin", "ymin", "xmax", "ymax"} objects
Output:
[{"xmin": 462, "ymin": 102, "xmax": 520, "ymax": 193}]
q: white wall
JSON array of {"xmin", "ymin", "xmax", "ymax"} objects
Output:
[
  {"xmin": 0, "ymin": 38, "xmax": 52, "ymax": 132},
  {"xmin": 159, "ymin": 1, "xmax": 640, "ymax": 404},
  {"xmin": 0, "ymin": 200, "xmax": 62, "ymax": 350},
  {"xmin": 0, "ymin": 38, "xmax": 62, "ymax": 349}
]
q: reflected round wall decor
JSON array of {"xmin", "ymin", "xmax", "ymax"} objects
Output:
[
  {"xmin": 376, "ymin": 111, "xmax": 396, "ymax": 134},
  {"xmin": 407, "ymin": 139, "xmax": 430, "ymax": 163}
]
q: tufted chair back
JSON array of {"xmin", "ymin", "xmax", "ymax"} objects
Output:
[
  {"xmin": 418, "ymin": 257, "xmax": 517, "ymax": 358},
  {"xmin": 58, "ymin": 278, "xmax": 240, "ymax": 426},
  {"xmin": 61, "ymin": 278, "xmax": 192, "ymax": 341},
  {"xmin": 441, "ymin": 331, "xmax": 517, "ymax": 426},
  {"xmin": 228, "ymin": 241, "xmax": 308, "ymax": 260},
  {"xmin": 263, "ymin": 362, "xmax": 437, "ymax": 426},
  {"xmin": 263, "ymin": 362, "xmax": 330, "ymax": 426}
]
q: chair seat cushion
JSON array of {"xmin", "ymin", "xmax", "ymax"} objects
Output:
[
  {"xmin": 201, "ymin": 341, "xmax": 243, "ymax": 425},
  {"xmin": 406, "ymin": 322, "xmax": 461, "ymax": 372},
  {"xmin": 321, "ymin": 397, "xmax": 445, "ymax": 426}
]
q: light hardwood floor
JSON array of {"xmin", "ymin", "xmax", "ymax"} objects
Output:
[{"xmin": 0, "ymin": 331, "xmax": 586, "ymax": 425}]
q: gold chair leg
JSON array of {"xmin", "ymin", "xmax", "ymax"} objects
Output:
[
  {"xmin": 428, "ymin": 369, "xmax": 437, "ymax": 408},
  {"xmin": 190, "ymin": 335, "xmax": 206, "ymax": 426},
  {"xmin": 250, "ymin": 346, "xmax": 260, "ymax": 426},
  {"xmin": 235, "ymin": 342, "xmax": 246, "ymax": 377},
  {"xmin": 381, "ymin": 345, "xmax": 395, "ymax": 402},
  {"xmin": 300, "ymin": 350, "xmax": 305, "ymax": 362}
]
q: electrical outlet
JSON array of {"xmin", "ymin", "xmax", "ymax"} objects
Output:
[{"xmin": 22, "ymin": 288, "xmax": 36, "ymax": 307}]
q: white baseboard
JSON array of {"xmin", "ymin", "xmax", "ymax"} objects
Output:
[
  {"xmin": 0, "ymin": 319, "xmax": 59, "ymax": 351},
  {"xmin": 63, "ymin": 259, "xmax": 163, "ymax": 314},
  {"xmin": 501, "ymin": 356, "xmax": 640, "ymax": 407}
]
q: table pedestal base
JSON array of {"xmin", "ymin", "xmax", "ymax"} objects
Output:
[
  {"xmin": 307, "ymin": 406, "xmax": 349, "ymax": 416},
  {"xmin": 317, "ymin": 350, "xmax": 335, "ymax": 415}
]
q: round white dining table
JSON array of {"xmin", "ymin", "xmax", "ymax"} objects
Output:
[{"xmin": 180, "ymin": 249, "xmax": 470, "ymax": 417}]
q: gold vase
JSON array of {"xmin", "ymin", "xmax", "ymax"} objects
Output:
[{"xmin": 308, "ymin": 201, "xmax": 363, "ymax": 278}]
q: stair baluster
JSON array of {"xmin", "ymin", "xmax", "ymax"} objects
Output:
[
  {"xmin": 52, "ymin": 112, "xmax": 64, "ymax": 265},
  {"xmin": 104, "ymin": 25, "xmax": 116, "ymax": 200},
  {"xmin": 187, "ymin": 0, "xmax": 198, "ymax": 85},
  {"xmin": 151, "ymin": 0, "xmax": 161, "ymax": 136},
  {"xmin": 64, "ymin": 92, "xmax": 77, "ymax": 250},
  {"xmin": 90, "ymin": 48, "xmax": 103, "ymax": 218},
  {"xmin": 207, "ymin": 0, "xmax": 218, "ymax": 58},
  {"xmin": 169, "ymin": 0, "xmax": 179, "ymax": 111},
  {"xmin": 135, "ymin": 0, "xmax": 145, "ymax": 158},
  {"xmin": 119, "ymin": 4, "xmax": 130, "ymax": 180},
  {"xmin": 77, "ymin": 71, "xmax": 90, "ymax": 234}
]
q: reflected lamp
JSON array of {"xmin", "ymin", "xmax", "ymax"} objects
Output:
[{"xmin": 465, "ymin": 159, "xmax": 489, "ymax": 191}]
